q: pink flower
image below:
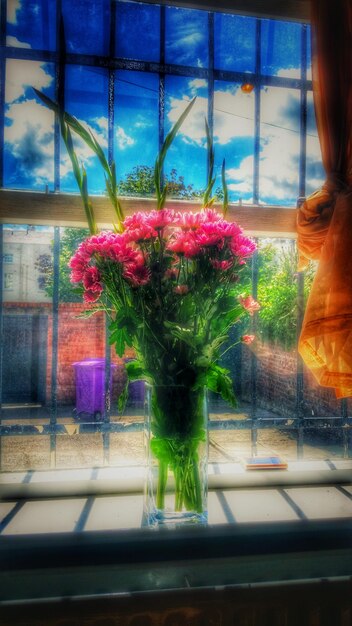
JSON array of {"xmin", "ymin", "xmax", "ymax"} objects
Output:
[
  {"xmin": 239, "ymin": 295, "xmax": 261, "ymax": 315},
  {"xmin": 230, "ymin": 235, "xmax": 256, "ymax": 260},
  {"xmin": 167, "ymin": 232, "xmax": 200, "ymax": 258},
  {"xmin": 176, "ymin": 211, "xmax": 205, "ymax": 231},
  {"xmin": 123, "ymin": 263, "xmax": 151, "ymax": 287},
  {"xmin": 164, "ymin": 267, "xmax": 178, "ymax": 280},
  {"xmin": 210, "ymin": 259, "xmax": 234, "ymax": 271},
  {"xmin": 174, "ymin": 284, "xmax": 189, "ymax": 295},
  {"xmin": 143, "ymin": 209, "xmax": 175, "ymax": 231},
  {"xmin": 83, "ymin": 289, "xmax": 102, "ymax": 303},
  {"xmin": 241, "ymin": 334, "xmax": 255, "ymax": 344},
  {"xmin": 83, "ymin": 267, "xmax": 102, "ymax": 292}
]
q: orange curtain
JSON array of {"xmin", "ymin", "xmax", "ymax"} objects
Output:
[{"xmin": 297, "ymin": 0, "xmax": 352, "ymax": 398}]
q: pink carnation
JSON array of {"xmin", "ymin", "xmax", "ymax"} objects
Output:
[
  {"xmin": 174, "ymin": 284, "xmax": 189, "ymax": 295},
  {"xmin": 83, "ymin": 266, "xmax": 102, "ymax": 292},
  {"xmin": 241, "ymin": 334, "xmax": 255, "ymax": 344},
  {"xmin": 143, "ymin": 209, "xmax": 175, "ymax": 231},
  {"xmin": 167, "ymin": 232, "xmax": 200, "ymax": 258},
  {"xmin": 230, "ymin": 235, "xmax": 256, "ymax": 260},
  {"xmin": 83, "ymin": 289, "xmax": 102, "ymax": 303},
  {"xmin": 239, "ymin": 295, "xmax": 261, "ymax": 315},
  {"xmin": 123, "ymin": 263, "xmax": 151, "ymax": 287},
  {"xmin": 210, "ymin": 259, "xmax": 234, "ymax": 271}
]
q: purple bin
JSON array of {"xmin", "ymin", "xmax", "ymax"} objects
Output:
[{"xmin": 73, "ymin": 359, "xmax": 116, "ymax": 418}]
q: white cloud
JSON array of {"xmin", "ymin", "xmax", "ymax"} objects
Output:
[
  {"xmin": 167, "ymin": 96, "xmax": 208, "ymax": 146},
  {"xmin": 116, "ymin": 126, "xmax": 135, "ymax": 150},
  {"xmin": 214, "ymin": 88, "xmax": 254, "ymax": 144},
  {"xmin": 5, "ymin": 59, "xmax": 53, "ymax": 103},
  {"xmin": 276, "ymin": 67, "xmax": 301, "ymax": 79},
  {"xmin": 7, "ymin": 0, "xmax": 21, "ymax": 24},
  {"xmin": 167, "ymin": 86, "xmax": 254, "ymax": 147},
  {"xmin": 5, "ymin": 99, "xmax": 54, "ymax": 185},
  {"xmin": 225, "ymin": 86, "xmax": 323, "ymax": 203},
  {"xmin": 188, "ymin": 79, "xmax": 207, "ymax": 93},
  {"xmin": 6, "ymin": 35, "xmax": 31, "ymax": 49},
  {"xmin": 5, "ymin": 98, "xmax": 110, "ymax": 185}
]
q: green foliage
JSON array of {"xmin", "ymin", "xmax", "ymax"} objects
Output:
[
  {"xmin": 118, "ymin": 166, "xmax": 202, "ymax": 199},
  {"xmin": 34, "ymin": 88, "xmax": 123, "ymax": 232},
  {"xmin": 154, "ymin": 97, "xmax": 196, "ymax": 209},
  {"xmin": 256, "ymin": 243, "xmax": 315, "ymax": 349},
  {"xmin": 35, "ymin": 227, "xmax": 89, "ymax": 302}
]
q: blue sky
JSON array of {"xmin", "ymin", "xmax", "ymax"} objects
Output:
[{"xmin": 4, "ymin": 0, "xmax": 324, "ymax": 205}]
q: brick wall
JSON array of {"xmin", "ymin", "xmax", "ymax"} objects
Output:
[
  {"xmin": 4, "ymin": 302, "xmax": 351, "ymax": 415},
  {"xmin": 241, "ymin": 341, "xmax": 350, "ymax": 418},
  {"xmin": 4, "ymin": 302, "xmax": 130, "ymax": 406}
]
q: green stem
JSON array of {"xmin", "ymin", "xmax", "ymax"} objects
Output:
[{"xmin": 157, "ymin": 459, "xmax": 168, "ymax": 509}]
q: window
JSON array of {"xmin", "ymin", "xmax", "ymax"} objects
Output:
[{"xmin": 0, "ymin": 0, "xmax": 350, "ymax": 475}]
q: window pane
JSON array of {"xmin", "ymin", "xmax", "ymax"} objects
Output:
[
  {"xmin": 61, "ymin": 65, "xmax": 108, "ymax": 194},
  {"xmin": 4, "ymin": 59, "xmax": 55, "ymax": 191},
  {"xmin": 1, "ymin": 223, "xmax": 53, "ymax": 471},
  {"xmin": 165, "ymin": 6, "xmax": 208, "ymax": 68},
  {"xmin": 214, "ymin": 14, "xmax": 256, "ymax": 73},
  {"xmin": 115, "ymin": 0, "xmax": 160, "ymax": 62},
  {"xmin": 61, "ymin": 0, "xmax": 111, "ymax": 56},
  {"xmin": 261, "ymin": 19, "xmax": 301, "ymax": 78},
  {"xmin": 164, "ymin": 76, "xmax": 207, "ymax": 197},
  {"xmin": 214, "ymin": 81, "xmax": 255, "ymax": 203},
  {"xmin": 6, "ymin": 0, "xmax": 56, "ymax": 50},
  {"xmin": 306, "ymin": 92, "xmax": 325, "ymax": 196},
  {"xmin": 115, "ymin": 71, "xmax": 159, "ymax": 194},
  {"xmin": 259, "ymin": 86, "xmax": 300, "ymax": 205}
]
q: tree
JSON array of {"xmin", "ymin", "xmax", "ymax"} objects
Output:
[
  {"xmin": 35, "ymin": 227, "xmax": 89, "ymax": 302},
  {"xmin": 118, "ymin": 165, "xmax": 203, "ymax": 199}
]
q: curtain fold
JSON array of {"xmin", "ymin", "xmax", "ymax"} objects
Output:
[{"xmin": 297, "ymin": 0, "xmax": 352, "ymax": 398}]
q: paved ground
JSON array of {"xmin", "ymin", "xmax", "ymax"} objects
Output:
[{"xmin": 1, "ymin": 401, "xmax": 349, "ymax": 471}]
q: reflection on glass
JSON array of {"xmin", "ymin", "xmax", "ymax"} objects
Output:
[
  {"xmin": 6, "ymin": 0, "xmax": 56, "ymax": 51},
  {"xmin": 115, "ymin": 1, "xmax": 160, "ymax": 62},
  {"xmin": 4, "ymin": 59, "xmax": 55, "ymax": 191},
  {"xmin": 115, "ymin": 71, "xmax": 159, "ymax": 192},
  {"xmin": 260, "ymin": 86, "xmax": 300, "ymax": 205},
  {"xmin": 61, "ymin": 65, "xmax": 108, "ymax": 194},
  {"xmin": 165, "ymin": 6, "xmax": 208, "ymax": 67},
  {"xmin": 164, "ymin": 75, "xmax": 207, "ymax": 196},
  {"xmin": 261, "ymin": 19, "xmax": 302, "ymax": 78},
  {"xmin": 214, "ymin": 13, "xmax": 256, "ymax": 73},
  {"xmin": 306, "ymin": 92, "xmax": 325, "ymax": 195},
  {"xmin": 214, "ymin": 81, "xmax": 254, "ymax": 203},
  {"xmin": 61, "ymin": 0, "xmax": 110, "ymax": 56}
]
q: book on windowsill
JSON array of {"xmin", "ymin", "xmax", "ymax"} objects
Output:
[{"xmin": 241, "ymin": 456, "xmax": 288, "ymax": 470}]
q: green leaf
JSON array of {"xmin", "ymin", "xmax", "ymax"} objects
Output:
[
  {"xmin": 34, "ymin": 88, "xmax": 124, "ymax": 229},
  {"xmin": 203, "ymin": 118, "xmax": 215, "ymax": 208},
  {"xmin": 118, "ymin": 382, "xmax": 128, "ymax": 414},
  {"xmin": 125, "ymin": 360, "xmax": 145, "ymax": 381},
  {"xmin": 206, "ymin": 364, "xmax": 237, "ymax": 407},
  {"xmin": 163, "ymin": 321, "xmax": 198, "ymax": 348},
  {"xmin": 154, "ymin": 97, "xmax": 196, "ymax": 210},
  {"xmin": 221, "ymin": 158, "xmax": 229, "ymax": 217}
]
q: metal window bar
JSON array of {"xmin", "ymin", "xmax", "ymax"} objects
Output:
[
  {"xmin": 49, "ymin": 227, "xmax": 60, "ymax": 468},
  {"xmin": 0, "ymin": 3, "xmax": 351, "ymax": 470}
]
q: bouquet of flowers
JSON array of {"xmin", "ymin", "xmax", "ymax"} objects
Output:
[{"xmin": 36, "ymin": 90, "xmax": 258, "ymax": 524}]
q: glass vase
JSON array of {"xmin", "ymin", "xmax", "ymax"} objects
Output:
[{"xmin": 144, "ymin": 384, "xmax": 208, "ymax": 528}]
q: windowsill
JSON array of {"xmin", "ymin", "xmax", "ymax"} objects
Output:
[
  {"xmin": 0, "ymin": 462, "xmax": 351, "ymax": 605},
  {"xmin": 1, "ymin": 459, "xmax": 352, "ymax": 499}
]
